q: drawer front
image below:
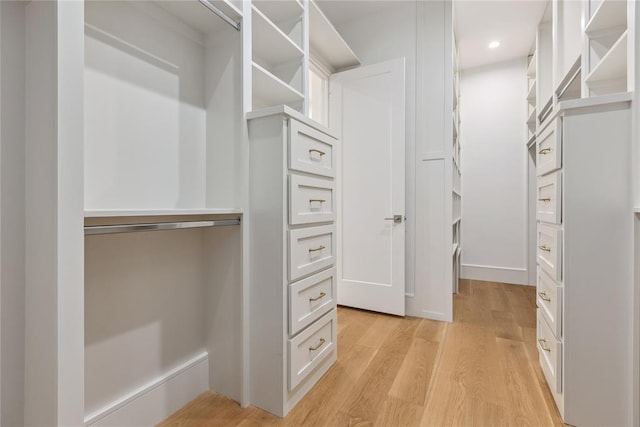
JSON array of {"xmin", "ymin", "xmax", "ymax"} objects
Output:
[
  {"xmin": 289, "ymin": 225, "xmax": 335, "ymax": 281},
  {"xmin": 537, "ymin": 267, "xmax": 563, "ymax": 338},
  {"xmin": 536, "ymin": 171, "xmax": 562, "ymax": 224},
  {"xmin": 289, "ymin": 119, "xmax": 336, "ymax": 178},
  {"xmin": 289, "ymin": 268, "xmax": 336, "ymax": 336},
  {"xmin": 536, "ymin": 118, "xmax": 562, "ymax": 176},
  {"xmin": 537, "ymin": 223, "xmax": 562, "ymax": 282},
  {"xmin": 288, "ymin": 309, "xmax": 336, "ymax": 391},
  {"xmin": 289, "ymin": 174, "xmax": 335, "ymax": 225},
  {"xmin": 537, "ymin": 312, "xmax": 562, "ymax": 394}
]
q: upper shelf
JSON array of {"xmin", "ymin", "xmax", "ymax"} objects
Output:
[
  {"xmin": 309, "ymin": 0, "xmax": 360, "ymax": 72},
  {"xmin": 585, "ymin": 0, "xmax": 627, "ymax": 35},
  {"xmin": 527, "ymin": 52, "xmax": 536, "ymax": 77},
  {"xmin": 527, "ymin": 80, "xmax": 537, "ymax": 103},
  {"xmin": 585, "ymin": 30, "xmax": 627, "ymax": 88},
  {"xmin": 252, "ymin": 5, "xmax": 304, "ymax": 64},
  {"xmin": 253, "ymin": 0, "xmax": 303, "ymax": 25},
  {"xmin": 84, "ymin": 208, "xmax": 243, "ymax": 218},
  {"xmin": 156, "ymin": 0, "xmax": 242, "ymax": 35}
]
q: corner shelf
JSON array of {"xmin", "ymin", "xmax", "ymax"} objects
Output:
[
  {"xmin": 585, "ymin": 0, "xmax": 627, "ymax": 35},
  {"xmin": 308, "ymin": 0, "xmax": 360, "ymax": 72},
  {"xmin": 252, "ymin": 62, "xmax": 304, "ymax": 107},
  {"xmin": 585, "ymin": 30, "xmax": 627, "ymax": 91}
]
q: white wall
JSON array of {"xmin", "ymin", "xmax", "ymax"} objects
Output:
[{"xmin": 460, "ymin": 58, "xmax": 530, "ymax": 285}]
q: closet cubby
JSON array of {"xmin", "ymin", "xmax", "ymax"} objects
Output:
[
  {"xmin": 84, "ymin": 0, "xmax": 244, "ymax": 213},
  {"xmin": 250, "ymin": 1, "xmax": 305, "ymax": 110},
  {"xmin": 583, "ymin": 0, "xmax": 630, "ymax": 96}
]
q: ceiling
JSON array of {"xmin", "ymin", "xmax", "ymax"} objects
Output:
[
  {"xmin": 316, "ymin": 0, "xmax": 549, "ymax": 71},
  {"xmin": 455, "ymin": 0, "xmax": 549, "ymax": 70}
]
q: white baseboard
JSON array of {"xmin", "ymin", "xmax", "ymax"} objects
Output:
[
  {"xmin": 85, "ymin": 352, "xmax": 209, "ymax": 427},
  {"xmin": 461, "ymin": 263, "xmax": 529, "ymax": 285}
]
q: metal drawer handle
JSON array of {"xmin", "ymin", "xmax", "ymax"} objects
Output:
[
  {"xmin": 309, "ymin": 246, "xmax": 326, "ymax": 253},
  {"xmin": 309, "ymin": 292, "xmax": 326, "ymax": 302},
  {"xmin": 538, "ymin": 338, "xmax": 552, "ymax": 352},
  {"xmin": 538, "ymin": 245, "xmax": 551, "ymax": 252},
  {"xmin": 538, "ymin": 291, "xmax": 551, "ymax": 302},
  {"xmin": 539, "ymin": 148, "xmax": 552, "ymax": 155},
  {"xmin": 309, "ymin": 338, "xmax": 326, "ymax": 351},
  {"xmin": 538, "ymin": 197, "xmax": 551, "ymax": 202},
  {"xmin": 309, "ymin": 149, "xmax": 326, "ymax": 157},
  {"xmin": 309, "ymin": 199, "xmax": 325, "ymax": 204}
]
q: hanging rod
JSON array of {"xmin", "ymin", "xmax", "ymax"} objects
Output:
[
  {"xmin": 85, "ymin": 217, "xmax": 241, "ymax": 235},
  {"xmin": 199, "ymin": 0, "xmax": 241, "ymax": 32}
]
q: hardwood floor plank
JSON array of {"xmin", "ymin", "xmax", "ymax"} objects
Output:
[
  {"xmin": 374, "ymin": 396, "xmax": 423, "ymax": 427},
  {"xmin": 388, "ymin": 338, "xmax": 439, "ymax": 405},
  {"xmin": 491, "ymin": 310, "xmax": 524, "ymax": 341}
]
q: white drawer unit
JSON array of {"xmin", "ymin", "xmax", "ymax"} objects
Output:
[
  {"xmin": 536, "ymin": 171, "xmax": 562, "ymax": 224},
  {"xmin": 288, "ymin": 309, "xmax": 337, "ymax": 391},
  {"xmin": 537, "ymin": 223, "xmax": 562, "ymax": 282},
  {"xmin": 289, "ymin": 119, "xmax": 336, "ymax": 178},
  {"xmin": 289, "ymin": 174, "xmax": 335, "ymax": 225},
  {"xmin": 537, "ymin": 267, "xmax": 562, "ymax": 338},
  {"xmin": 288, "ymin": 268, "xmax": 336, "ymax": 336},
  {"xmin": 538, "ymin": 312, "xmax": 562, "ymax": 395},
  {"xmin": 289, "ymin": 225, "xmax": 335, "ymax": 281},
  {"xmin": 249, "ymin": 108, "xmax": 338, "ymax": 417},
  {"xmin": 536, "ymin": 118, "xmax": 562, "ymax": 176}
]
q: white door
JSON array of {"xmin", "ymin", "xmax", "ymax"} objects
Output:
[{"xmin": 330, "ymin": 58, "xmax": 405, "ymax": 316}]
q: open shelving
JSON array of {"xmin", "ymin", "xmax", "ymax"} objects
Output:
[
  {"xmin": 584, "ymin": 0, "xmax": 627, "ymax": 35},
  {"xmin": 308, "ymin": 0, "xmax": 360, "ymax": 72},
  {"xmin": 585, "ymin": 30, "xmax": 627, "ymax": 94}
]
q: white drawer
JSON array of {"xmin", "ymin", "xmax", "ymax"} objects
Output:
[
  {"xmin": 538, "ymin": 223, "xmax": 562, "ymax": 282},
  {"xmin": 289, "ymin": 268, "xmax": 336, "ymax": 336},
  {"xmin": 288, "ymin": 309, "xmax": 336, "ymax": 391},
  {"xmin": 536, "ymin": 171, "xmax": 562, "ymax": 224},
  {"xmin": 537, "ymin": 267, "xmax": 562, "ymax": 339},
  {"xmin": 289, "ymin": 225, "xmax": 335, "ymax": 281},
  {"xmin": 288, "ymin": 119, "xmax": 336, "ymax": 178},
  {"xmin": 538, "ymin": 312, "xmax": 562, "ymax": 394},
  {"xmin": 537, "ymin": 118, "xmax": 562, "ymax": 176},
  {"xmin": 289, "ymin": 174, "xmax": 335, "ymax": 225}
]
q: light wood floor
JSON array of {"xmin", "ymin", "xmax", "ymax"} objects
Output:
[{"xmin": 158, "ymin": 279, "xmax": 565, "ymax": 426}]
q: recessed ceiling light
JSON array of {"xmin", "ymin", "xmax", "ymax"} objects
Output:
[{"xmin": 489, "ymin": 40, "xmax": 500, "ymax": 49}]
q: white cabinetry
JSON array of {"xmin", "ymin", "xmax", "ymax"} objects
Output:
[
  {"xmin": 535, "ymin": 98, "xmax": 633, "ymax": 426},
  {"xmin": 248, "ymin": 106, "xmax": 338, "ymax": 417}
]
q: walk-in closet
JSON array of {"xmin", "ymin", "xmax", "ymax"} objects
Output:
[{"xmin": 0, "ymin": 0, "xmax": 638, "ymax": 426}]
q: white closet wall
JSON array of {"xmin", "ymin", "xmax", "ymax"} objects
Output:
[
  {"xmin": 0, "ymin": 1, "xmax": 26, "ymax": 425},
  {"xmin": 459, "ymin": 59, "xmax": 529, "ymax": 285}
]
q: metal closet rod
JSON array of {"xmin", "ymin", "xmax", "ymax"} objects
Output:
[
  {"xmin": 199, "ymin": 0, "xmax": 241, "ymax": 32},
  {"xmin": 84, "ymin": 217, "xmax": 241, "ymax": 235}
]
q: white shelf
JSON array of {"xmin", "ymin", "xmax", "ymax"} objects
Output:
[
  {"xmin": 84, "ymin": 208, "xmax": 243, "ymax": 218},
  {"xmin": 157, "ymin": 0, "xmax": 242, "ymax": 34},
  {"xmin": 252, "ymin": 62, "xmax": 304, "ymax": 107},
  {"xmin": 585, "ymin": 0, "xmax": 627, "ymax": 35},
  {"xmin": 253, "ymin": 0, "xmax": 303, "ymax": 25},
  {"xmin": 309, "ymin": 0, "xmax": 360, "ymax": 71},
  {"xmin": 585, "ymin": 30, "xmax": 627, "ymax": 87},
  {"xmin": 452, "ymin": 243, "xmax": 458, "ymax": 256},
  {"xmin": 527, "ymin": 52, "xmax": 536, "ymax": 77},
  {"xmin": 527, "ymin": 134, "xmax": 536, "ymax": 148},
  {"xmin": 527, "ymin": 108, "xmax": 537, "ymax": 126},
  {"xmin": 252, "ymin": 6, "xmax": 304, "ymax": 64},
  {"xmin": 527, "ymin": 80, "xmax": 537, "ymax": 103}
]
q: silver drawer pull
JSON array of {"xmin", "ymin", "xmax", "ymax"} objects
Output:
[
  {"xmin": 538, "ymin": 197, "xmax": 551, "ymax": 202},
  {"xmin": 309, "ymin": 338, "xmax": 326, "ymax": 351},
  {"xmin": 309, "ymin": 149, "xmax": 326, "ymax": 157},
  {"xmin": 309, "ymin": 292, "xmax": 326, "ymax": 302},
  {"xmin": 538, "ymin": 291, "xmax": 551, "ymax": 302},
  {"xmin": 538, "ymin": 338, "xmax": 552, "ymax": 352},
  {"xmin": 539, "ymin": 148, "xmax": 552, "ymax": 155},
  {"xmin": 309, "ymin": 199, "xmax": 326, "ymax": 204},
  {"xmin": 538, "ymin": 245, "xmax": 551, "ymax": 252},
  {"xmin": 309, "ymin": 245, "xmax": 326, "ymax": 253}
]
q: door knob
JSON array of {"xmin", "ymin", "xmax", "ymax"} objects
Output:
[{"xmin": 384, "ymin": 215, "xmax": 403, "ymax": 224}]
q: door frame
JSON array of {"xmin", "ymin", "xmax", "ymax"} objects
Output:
[{"xmin": 329, "ymin": 57, "xmax": 406, "ymax": 316}]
